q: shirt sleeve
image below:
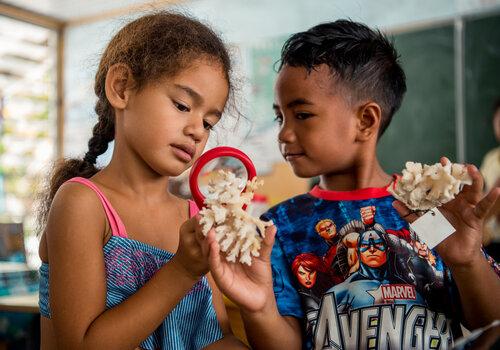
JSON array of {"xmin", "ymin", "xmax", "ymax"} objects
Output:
[
  {"xmin": 482, "ymin": 248, "xmax": 500, "ymax": 276},
  {"xmin": 270, "ymin": 228, "xmax": 304, "ymax": 319}
]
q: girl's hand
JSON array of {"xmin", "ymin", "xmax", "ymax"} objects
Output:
[
  {"xmin": 206, "ymin": 225, "xmax": 277, "ymax": 314},
  {"xmin": 171, "ymin": 215, "xmax": 211, "ymax": 280},
  {"xmin": 393, "ymin": 157, "xmax": 500, "ymax": 269}
]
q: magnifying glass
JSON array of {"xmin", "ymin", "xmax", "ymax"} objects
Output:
[{"xmin": 189, "ymin": 146, "xmax": 257, "ymax": 209}]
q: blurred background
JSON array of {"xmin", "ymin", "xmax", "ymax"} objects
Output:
[{"xmin": 0, "ymin": 0, "xmax": 499, "ymax": 348}]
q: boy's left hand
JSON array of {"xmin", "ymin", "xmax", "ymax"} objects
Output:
[{"xmin": 393, "ymin": 157, "xmax": 500, "ymax": 269}]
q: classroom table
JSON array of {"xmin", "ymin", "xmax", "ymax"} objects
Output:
[
  {"xmin": 0, "ymin": 262, "xmax": 39, "ymax": 297},
  {"xmin": 0, "ymin": 262, "xmax": 40, "ymax": 349},
  {"xmin": 0, "ymin": 292, "xmax": 39, "ymax": 313}
]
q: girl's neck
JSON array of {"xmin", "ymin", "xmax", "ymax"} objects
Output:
[
  {"xmin": 94, "ymin": 153, "xmax": 175, "ymax": 204},
  {"xmin": 319, "ymin": 157, "xmax": 391, "ymax": 192}
]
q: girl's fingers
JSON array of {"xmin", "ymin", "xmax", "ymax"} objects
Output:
[
  {"xmin": 392, "ymin": 200, "xmax": 420, "ymax": 223},
  {"xmin": 474, "ymin": 187, "xmax": 500, "ymax": 219},
  {"xmin": 199, "ymin": 228, "xmax": 214, "ymax": 257},
  {"xmin": 180, "ymin": 214, "xmax": 200, "ymax": 235}
]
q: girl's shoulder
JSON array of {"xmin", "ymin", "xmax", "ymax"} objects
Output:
[{"xmin": 47, "ymin": 178, "xmax": 108, "ymax": 237}]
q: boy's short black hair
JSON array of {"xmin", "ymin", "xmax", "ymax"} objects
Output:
[
  {"xmin": 279, "ymin": 19, "xmax": 406, "ymax": 137},
  {"xmin": 494, "ymin": 97, "xmax": 500, "ymax": 114}
]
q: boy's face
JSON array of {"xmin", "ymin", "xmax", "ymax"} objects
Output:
[
  {"xmin": 273, "ymin": 64, "xmax": 360, "ymax": 178},
  {"xmin": 494, "ymin": 108, "xmax": 500, "ymax": 143}
]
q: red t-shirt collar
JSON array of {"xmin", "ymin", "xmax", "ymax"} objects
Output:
[{"xmin": 309, "ymin": 176, "xmax": 396, "ymax": 201}]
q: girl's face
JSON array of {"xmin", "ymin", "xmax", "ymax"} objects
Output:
[{"xmin": 119, "ymin": 60, "xmax": 229, "ymax": 177}]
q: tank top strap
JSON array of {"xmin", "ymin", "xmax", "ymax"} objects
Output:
[
  {"xmin": 188, "ymin": 200, "xmax": 199, "ymax": 218},
  {"xmin": 66, "ymin": 177, "xmax": 127, "ymax": 238}
]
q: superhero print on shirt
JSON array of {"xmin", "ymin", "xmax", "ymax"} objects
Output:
[{"xmin": 292, "ymin": 206, "xmax": 452, "ymax": 349}]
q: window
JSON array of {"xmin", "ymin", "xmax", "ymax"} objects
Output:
[{"xmin": 0, "ymin": 15, "xmax": 57, "ymax": 266}]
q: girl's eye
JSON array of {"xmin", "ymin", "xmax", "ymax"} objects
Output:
[
  {"xmin": 296, "ymin": 112, "xmax": 312, "ymax": 120},
  {"xmin": 274, "ymin": 114, "xmax": 283, "ymax": 125},
  {"xmin": 203, "ymin": 120, "xmax": 213, "ymax": 131},
  {"xmin": 174, "ymin": 101, "xmax": 190, "ymax": 112}
]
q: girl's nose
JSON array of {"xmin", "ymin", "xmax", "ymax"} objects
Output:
[{"xmin": 184, "ymin": 116, "xmax": 204, "ymax": 143}]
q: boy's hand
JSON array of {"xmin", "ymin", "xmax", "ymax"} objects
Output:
[
  {"xmin": 171, "ymin": 215, "xmax": 211, "ymax": 280},
  {"xmin": 393, "ymin": 157, "xmax": 500, "ymax": 269},
  {"xmin": 206, "ymin": 224, "xmax": 277, "ymax": 313}
]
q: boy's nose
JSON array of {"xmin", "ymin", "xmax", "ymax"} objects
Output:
[{"xmin": 278, "ymin": 123, "xmax": 296, "ymax": 144}]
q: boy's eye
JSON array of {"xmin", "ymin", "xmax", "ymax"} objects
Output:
[
  {"xmin": 296, "ymin": 112, "xmax": 312, "ymax": 120},
  {"xmin": 173, "ymin": 101, "xmax": 190, "ymax": 112},
  {"xmin": 274, "ymin": 114, "xmax": 283, "ymax": 125},
  {"xmin": 203, "ymin": 120, "xmax": 214, "ymax": 131}
]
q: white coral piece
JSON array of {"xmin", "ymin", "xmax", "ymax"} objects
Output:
[
  {"xmin": 199, "ymin": 170, "xmax": 272, "ymax": 265},
  {"xmin": 388, "ymin": 160, "xmax": 473, "ymax": 210}
]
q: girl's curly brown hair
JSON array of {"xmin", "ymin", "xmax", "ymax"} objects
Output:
[{"xmin": 37, "ymin": 11, "xmax": 234, "ymax": 234}]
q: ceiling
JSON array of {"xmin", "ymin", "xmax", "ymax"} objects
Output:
[{"xmin": 1, "ymin": 0, "xmax": 183, "ymax": 23}]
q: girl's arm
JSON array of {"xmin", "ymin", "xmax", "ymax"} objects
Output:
[
  {"xmin": 393, "ymin": 161, "xmax": 500, "ymax": 329},
  {"xmin": 47, "ymin": 182, "xmax": 208, "ymax": 350}
]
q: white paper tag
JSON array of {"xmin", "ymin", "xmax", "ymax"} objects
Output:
[{"xmin": 409, "ymin": 208, "xmax": 456, "ymax": 249}]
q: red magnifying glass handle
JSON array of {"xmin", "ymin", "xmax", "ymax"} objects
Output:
[{"xmin": 189, "ymin": 146, "xmax": 257, "ymax": 209}]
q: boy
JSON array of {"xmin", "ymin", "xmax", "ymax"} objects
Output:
[{"xmin": 206, "ymin": 20, "xmax": 500, "ymax": 349}]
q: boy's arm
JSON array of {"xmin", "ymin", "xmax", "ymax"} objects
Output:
[
  {"xmin": 448, "ymin": 253, "xmax": 500, "ymax": 329},
  {"xmin": 206, "ymin": 225, "xmax": 303, "ymax": 349},
  {"xmin": 241, "ymin": 306, "xmax": 302, "ymax": 349},
  {"xmin": 393, "ymin": 161, "xmax": 500, "ymax": 329},
  {"xmin": 204, "ymin": 274, "xmax": 249, "ymax": 349}
]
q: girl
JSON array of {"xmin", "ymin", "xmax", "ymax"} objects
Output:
[{"xmin": 37, "ymin": 12, "xmax": 247, "ymax": 350}]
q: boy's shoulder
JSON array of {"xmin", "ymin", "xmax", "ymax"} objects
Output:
[{"xmin": 262, "ymin": 191, "xmax": 317, "ymax": 220}]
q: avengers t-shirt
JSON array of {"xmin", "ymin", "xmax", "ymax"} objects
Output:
[{"xmin": 263, "ymin": 185, "xmax": 499, "ymax": 350}]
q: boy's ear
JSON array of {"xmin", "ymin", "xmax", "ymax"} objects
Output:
[
  {"xmin": 355, "ymin": 102, "xmax": 382, "ymax": 142},
  {"xmin": 105, "ymin": 63, "xmax": 135, "ymax": 110}
]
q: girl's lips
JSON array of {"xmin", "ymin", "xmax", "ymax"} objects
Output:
[{"xmin": 171, "ymin": 145, "xmax": 193, "ymax": 162}]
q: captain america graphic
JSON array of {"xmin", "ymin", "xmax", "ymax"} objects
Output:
[{"xmin": 328, "ymin": 225, "xmax": 426, "ymax": 313}]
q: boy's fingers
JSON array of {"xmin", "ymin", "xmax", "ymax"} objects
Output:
[
  {"xmin": 205, "ymin": 228, "xmax": 216, "ymax": 245},
  {"xmin": 208, "ymin": 240, "xmax": 224, "ymax": 279},
  {"xmin": 474, "ymin": 187, "xmax": 500, "ymax": 219},
  {"xmin": 462, "ymin": 165, "xmax": 483, "ymax": 204},
  {"xmin": 440, "ymin": 156, "xmax": 450, "ymax": 166},
  {"xmin": 259, "ymin": 224, "xmax": 277, "ymax": 259},
  {"xmin": 392, "ymin": 201, "xmax": 419, "ymax": 223}
]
